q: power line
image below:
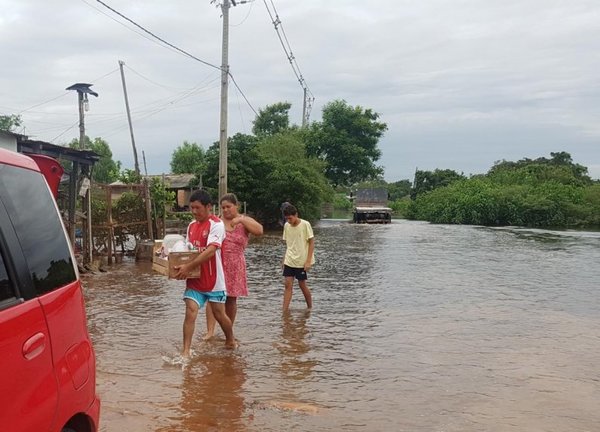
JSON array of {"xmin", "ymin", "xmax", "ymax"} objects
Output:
[
  {"xmin": 125, "ymin": 64, "xmax": 220, "ymax": 92},
  {"xmin": 14, "ymin": 68, "xmax": 120, "ymax": 116},
  {"xmin": 94, "ymin": 0, "xmax": 221, "ymax": 70},
  {"xmin": 229, "ymin": 73, "xmax": 258, "ymax": 116},
  {"xmin": 18, "ymin": 93, "xmax": 70, "ymax": 115},
  {"xmin": 90, "ymin": 0, "xmax": 258, "ymax": 117},
  {"xmin": 50, "ymin": 121, "xmax": 80, "ymax": 143},
  {"xmin": 262, "ymin": 0, "xmax": 314, "ymax": 123}
]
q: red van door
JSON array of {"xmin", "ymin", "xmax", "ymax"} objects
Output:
[{"xmin": 0, "ymin": 252, "xmax": 58, "ymax": 431}]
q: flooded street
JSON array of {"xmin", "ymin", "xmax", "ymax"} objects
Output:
[{"xmin": 84, "ymin": 220, "xmax": 600, "ymax": 431}]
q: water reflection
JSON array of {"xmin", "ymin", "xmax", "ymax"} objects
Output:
[
  {"xmin": 277, "ymin": 310, "xmax": 316, "ymax": 381},
  {"xmin": 158, "ymin": 349, "xmax": 248, "ymax": 432},
  {"xmin": 87, "ymin": 220, "xmax": 600, "ymax": 432}
]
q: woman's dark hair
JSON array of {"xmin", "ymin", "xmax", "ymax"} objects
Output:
[{"xmin": 220, "ymin": 193, "xmax": 239, "ymax": 205}]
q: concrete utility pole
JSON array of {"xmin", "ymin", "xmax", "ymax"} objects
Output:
[
  {"xmin": 118, "ymin": 60, "xmax": 140, "ymax": 175},
  {"xmin": 302, "ymin": 88, "xmax": 307, "ymax": 128},
  {"xmin": 302, "ymin": 87, "xmax": 314, "ymax": 127},
  {"xmin": 218, "ymin": 0, "xmax": 231, "ymax": 201}
]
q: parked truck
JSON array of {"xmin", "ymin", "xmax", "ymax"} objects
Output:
[{"xmin": 352, "ymin": 187, "xmax": 392, "ymax": 224}]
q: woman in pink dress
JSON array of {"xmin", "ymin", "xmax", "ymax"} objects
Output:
[{"xmin": 205, "ymin": 193, "xmax": 263, "ymax": 339}]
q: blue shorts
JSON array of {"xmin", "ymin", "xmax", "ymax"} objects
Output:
[
  {"xmin": 283, "ymin": 265, "xmax": 308, "ymax": 281},
  {"xmin": 183, "ymin": 289, "xmax": 227, "ymax": 308}
]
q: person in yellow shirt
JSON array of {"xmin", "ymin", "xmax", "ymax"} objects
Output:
[{"xmin": 281, "ymin": 204, "xmax": 315, "ymax": 312}]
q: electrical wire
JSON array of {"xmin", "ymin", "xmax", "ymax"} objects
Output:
[
  {"xmin": 50, "ymin": 121, "xmax": 80, "ymax": 143},
  {"xmin": 261, "ymin": 0, "xmax": 314, "ymax": 122},
  {"xmin": 228, "ymin": 73, "xmax": 257, "ymax": 116},
  {"xmin": 90, "ymin": 0, "xmax": 258, "ymax": 117},
  {"xmin": 125, "ymin": 64, "xmax": 219, "ymax": 92},
  {"xmin": 93, "ymin": 0, "xmax": 221, "ymax": 71}
]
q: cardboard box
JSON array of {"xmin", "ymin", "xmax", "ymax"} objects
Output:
[{"xmin": 152, "ymin": 241, "xmax": 201, "ymax": 279}]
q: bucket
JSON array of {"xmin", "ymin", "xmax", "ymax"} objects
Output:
[{"xmin": 135, "ymin": 239, "xmax": 155, "ymax": 261}]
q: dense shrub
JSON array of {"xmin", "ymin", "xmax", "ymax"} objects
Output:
[{"xmin": 407, "ymin": 159, "xmax": 599, "ymax": 228}]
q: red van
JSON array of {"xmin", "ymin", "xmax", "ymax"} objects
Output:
[{"xmin": 0, "ymin": 148, "xmax": 100, "ymax": 432}]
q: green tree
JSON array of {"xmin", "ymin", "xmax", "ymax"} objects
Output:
[
  {"xmin": 203, "ymin": 131, "xmax": 330, "ymax": 224},
  {"xmin": 202, "ymin": 133, "xmax": 263, "ymax": 201},
  {"xmin": 252, "ymin": 102, "xmax": 294, "ymax": 137},
  {"xmin": 488, "ymin": 151, "xmax": 591, "ymax": 185},
  {"xmin": 255, "ymin": 131, "xmax": 331, "ymax": 223},
  {"xmin": 388, "ymin": 179, "xmax": 412, "ymax": 201},
  {"xmin": 304, "ymin": 99, "xmax": 387, "ymax": 187},
  {"xmin": 170, "ymin": 141, "xmax": 205, "ymax": 175},
  {"xmin": 410, "ymin": 169, "xmax": 465, "ymax": 199},
  {"xmin": 119, "ymin": 169, "xmax": 142, "ymax": 184},
  {"xmin": 407, "ymin": 153, "xmax": 599, "ymax": 228},
  {"xmin": 68, "ymin": 136, "xmax": 120, "ymax": 183},
  {"xmin": 0, "ymin": 114, "xmax": 22, "ymax": 132}
]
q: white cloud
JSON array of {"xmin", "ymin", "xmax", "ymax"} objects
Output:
[{"xmin": 1, "ymin": 0, "xmax": 599, "ymax": 180}]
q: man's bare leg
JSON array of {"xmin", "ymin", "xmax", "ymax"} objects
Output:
[
  {"xmin": 182, "ymin": 299, "xmax": 199, "ymax": 358},
  {"xmin": 210, "ymin": 302, "xmax": 236, "ymax": 348},
  {"xmin": 225, "ymin": 296, "xmax": 238, "ymax": 326},
  {"xmin": 298, "ymin": 280, "xmax": 312, "ymax": 309},
  {"xmin": 204, "ymin": 302, "xmax": 216, "ymax": 340},
  {"xmin": 283, "ymin": 277, "xmax": 294, "ymax": 312}
]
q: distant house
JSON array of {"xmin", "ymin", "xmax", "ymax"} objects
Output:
[
  {"xmin": 146, "ymin": 174, "xmax": 197, "ymax": 211},
  {"xmin": 352, "ymin": 187, "xmax": 392, "ymax": 224},
  {"xmin": 109, "ymin": 173, "xmax": 197, "ymax": 211},
  {"xmin": 0, "ymin": 130, "xmax": 24, "ymax": 152}
]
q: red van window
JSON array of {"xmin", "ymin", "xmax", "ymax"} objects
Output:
[
  {"xmin": 0, "ymin": 251, "xmax": 14, "ymax": 303},
  {"xmin": 0, "ymin": 164, "xmax": 76, "ymax": 295}
]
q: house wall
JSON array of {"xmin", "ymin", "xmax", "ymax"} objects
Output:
[
  {"xmin": 0, "ymin": 132, "xmax": 18, "ymax": 152},
  {"xmin": 177, "ymin": 189, "xmax": 191, "ymax": 208}
]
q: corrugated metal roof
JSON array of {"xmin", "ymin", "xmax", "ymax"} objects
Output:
[{"xmin": 145, "ymin": 174, "xmax": 196, "ymax": 189}]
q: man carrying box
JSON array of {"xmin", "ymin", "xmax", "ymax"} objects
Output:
[{"xmin": 173, "ymin": 189, "xmax": 236, "ymax": 355}]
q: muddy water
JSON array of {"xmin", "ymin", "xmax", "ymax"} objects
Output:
[{"xmin": 84, "ymin": 220, "xmax": 600, "ymax": 431}]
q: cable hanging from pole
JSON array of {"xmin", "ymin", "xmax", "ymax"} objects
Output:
[{"xmin": 262, "ymin": 0, "xmax": 314, "ymax": 122}]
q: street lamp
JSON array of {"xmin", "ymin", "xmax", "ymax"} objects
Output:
[
  {"xmin": 66, "ymin": 83, "xmax": 98, "ymax": 265},
  {"xmin": 66, "ymin": 83, "xmax": 98, "ymax": 149}
]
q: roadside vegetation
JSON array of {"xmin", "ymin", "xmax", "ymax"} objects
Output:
[
  {"xmin": 3, "ymin": 111, "xmax": 599, "ymax": 230},
  {"xmin": 404, "ymin": 152, "xmax": 600, "ymax": 228}
]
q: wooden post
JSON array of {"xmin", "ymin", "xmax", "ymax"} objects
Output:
[
  {"xmin": 144, "ymin": 179, "xmax": 154, "ymax": 240},
  {"xmin": 107, "ymin": 186, "xmax": 113, "ymax": 265}
]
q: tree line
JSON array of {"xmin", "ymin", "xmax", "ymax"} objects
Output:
[
  {"xmin": 4, "ymin": 110, "xmax": 599, "ymax": 229},
  {"xmin": 2, "ymin": 100, "xmax": 388, "ymax": 227},
  {"xmin": 390, "ymin": 152, "xmax": 600, "ymax": 228},
  {"xmin": 166, "ymin": 100, "xmax": 387, "ymax": 226}
]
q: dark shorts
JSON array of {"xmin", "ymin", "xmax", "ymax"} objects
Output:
[{"xmin": 283, "ymin": 265, "xmax": 308, "ymax": 281}]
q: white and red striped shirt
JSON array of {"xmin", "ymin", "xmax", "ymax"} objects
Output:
[{"xmin": 185, "ymin": 215, "xmax": 226, "ymax": 293}]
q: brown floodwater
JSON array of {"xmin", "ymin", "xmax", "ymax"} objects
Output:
[{"xmin": 84, "ymin": 220, "xmax": 600, "ymax": 431}]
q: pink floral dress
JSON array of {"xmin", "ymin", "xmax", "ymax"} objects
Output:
[{"xmin": 222, "ymin": 222, "xmax": 249, "ymax": 297}]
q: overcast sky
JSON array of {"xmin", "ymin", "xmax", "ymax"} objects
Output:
[{"xmin": 2, "ymin": 0, "xmax": 599, "ymax": 181}]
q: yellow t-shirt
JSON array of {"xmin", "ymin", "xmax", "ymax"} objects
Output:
[{"xmin": 283, "ymin": 219, "xmax": 315, "ymax": 268}]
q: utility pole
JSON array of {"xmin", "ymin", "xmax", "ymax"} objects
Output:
[
  {"xmin": 66, "ymin": 83, "xmax": 98, "ymax": 265},
  {"xmin": 218, "ymin": 0, "xmax": 231, "ymax": 201},
  {"xmin": 302, "ymin": 87, "xmax": 314, "ymax": 127},
  {"xmin": 213, "ymin": 0, "xmax": 250, "ymax": 199},
  {"xmin": 142, "ymin": 150, "xmax": 148, "ymax": 176},
  {"xmin": 302, "ymin": 88, "xmax": 307, "ymax": 128},
  {"xmin": 119, "ymin": 60, "xmax": 140, "ymax": 176}
]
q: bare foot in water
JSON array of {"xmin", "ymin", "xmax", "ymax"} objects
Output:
[
  {"xmin": 225, "ymin": 339, "xmax": 238, "ymax": 349},
  {"xmin": 202, "ymin": 332, "xmax": 215, "ymax": 341}
]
